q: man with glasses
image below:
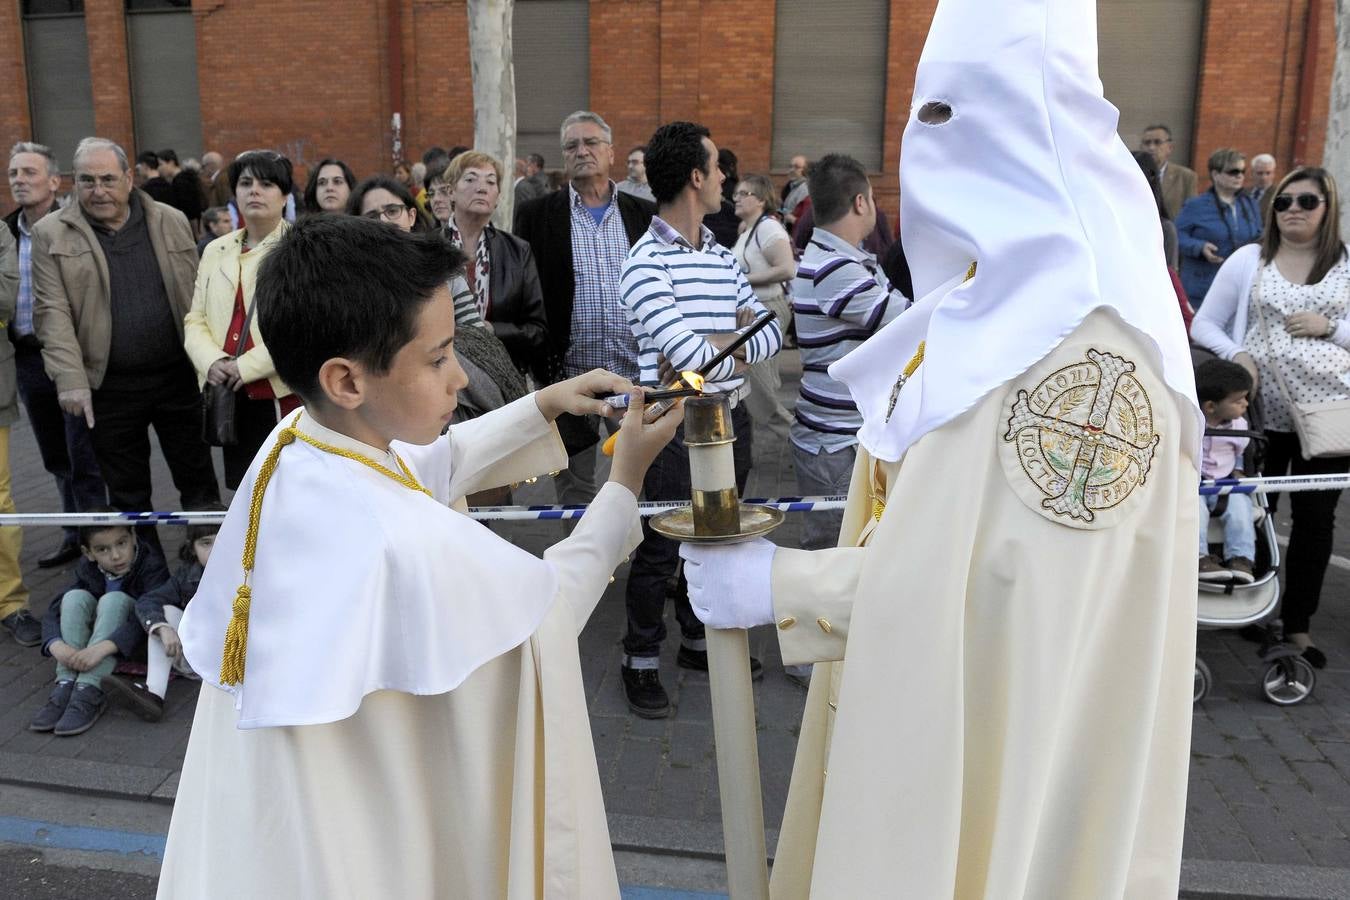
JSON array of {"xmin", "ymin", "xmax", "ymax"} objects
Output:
[
  {"xmin": 6, "ymin": 142, "xmax": 107, "ymax": 577},
  {"xmin": 1140, "ymin": 124, "xmax": 1196, "ymax": 220},
  {"xmin": 513, "ymin": 110, "xmax": 656, "ymax": 504},
  {"xmin": 616, "ymin": 146, "xmax": 654, "ymax": 203},
  {"xmin": 31, "ymin": 137, "xmax": 220, "ymax": 555}
]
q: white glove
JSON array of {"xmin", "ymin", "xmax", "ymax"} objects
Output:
[{"xmin": 680, "ymin": 538, "xmax": 777, "ymax": 629}]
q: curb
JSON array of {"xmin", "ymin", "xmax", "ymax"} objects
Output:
[{"xmin": 2, "ymin": 766, "xmax": 1350, "ymax": 900}]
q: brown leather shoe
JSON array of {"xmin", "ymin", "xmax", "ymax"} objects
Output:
[
  {"xmin": 1198, "ymin": 555, "xmax": 1232, "ymax": 582},
  {"xmin": 1225, "ymin": 557, "xmax": 1255, "ymax": 584}
]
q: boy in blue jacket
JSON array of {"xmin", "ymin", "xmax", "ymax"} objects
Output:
[{"xmin": 30, "ymin": 515, "xmax": 169, "ymax": 736}]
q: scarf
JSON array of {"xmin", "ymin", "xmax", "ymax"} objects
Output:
[{"xmin": 448, "ymin": 220, "xmax": 492, "ymax": 318}]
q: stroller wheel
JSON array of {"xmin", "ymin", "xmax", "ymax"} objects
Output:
[
  {"xmin": 1261, "ymin": 656, "xmax": 1316, "ymax": 706},
  {"xmin": 1194, "ymin": 658, "xmax": 1212, "ymax": 704}
]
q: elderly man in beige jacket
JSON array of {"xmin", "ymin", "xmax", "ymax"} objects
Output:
[{"xmin": 32, "ymin": 138, "xmax": 219, "ymax": 552}]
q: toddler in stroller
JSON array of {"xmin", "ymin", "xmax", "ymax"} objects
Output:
[{"xmin": 1197, "ymin": 360, "xmax": 1256, "ymax": 584}]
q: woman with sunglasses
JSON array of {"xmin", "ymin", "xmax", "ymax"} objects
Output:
[
  {"xmin": 1192, "ymin": 166, "xmax": 1349, "ymax": 669},
  {"xmin": 183, "ymin": 150, "xmax": 301, "ymax": 489},
  {"xmin": 1176, "ymin": 147, "xmax": 1262, "ymax": 309}
]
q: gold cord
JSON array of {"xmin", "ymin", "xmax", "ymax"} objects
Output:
[{"xmin": 219, "ymin": 413, "xmax": 430, "ymax": 685}]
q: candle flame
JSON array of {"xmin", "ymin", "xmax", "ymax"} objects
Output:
[{"xmin": 680, "ymin": 371, "xmax": 705, "ymax": 392}]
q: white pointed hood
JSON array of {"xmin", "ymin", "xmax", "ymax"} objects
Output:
[{"xmin": 831, "ymin": 0, "xmax": 1201, "ymax": 462}]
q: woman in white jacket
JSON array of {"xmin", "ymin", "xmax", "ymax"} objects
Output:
[
  {"xmin": 1191, "ymin": 166, "xmax": 1349, "ymax": 668},
  {"xmin": 183, "ymin": 151, "xmax": 299, "ymax": 489}
]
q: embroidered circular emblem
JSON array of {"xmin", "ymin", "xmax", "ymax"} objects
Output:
[{"xmin": 1000, "ymin": 347, "xmax": 1160, "ymax": 529}]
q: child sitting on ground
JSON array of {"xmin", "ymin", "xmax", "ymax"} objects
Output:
[
  {"xmin": 30, "ymin": 514, "xmax": 169, "ymax": 736},
  {"xmin": 103, "ymin": 510, "xmax": 223, "ymax": 722},
  {"xmin": 1197, "ymin": 358, "xmax": 1256, "ymax": 584},
  {"xmin": 158, "ymin": 216, "xmax": 682, "ymax": 898}
]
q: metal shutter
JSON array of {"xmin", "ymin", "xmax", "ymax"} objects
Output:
[
  {"xmin": 1100, "ymin": 0, "xmax": 1205, "ymax": 168},
  {"xmin": 514, "ymin": 0, "xmax": 590, "ymax": 170},
  {"xmin": 771, "ymin": 0, "xmax": 889, "ymax": 172},
  {"xmin": 22, "ymin": 13, "xmax": 96, "ymax": 172},
  {"xmin": 126, "ymin": 9, "xmax": 204, "ymax": 159}
]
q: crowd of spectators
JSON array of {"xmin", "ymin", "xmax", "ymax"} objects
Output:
[{"xmin": 0, "ymin": 112, "xmax": 1346, "ymax": 733}]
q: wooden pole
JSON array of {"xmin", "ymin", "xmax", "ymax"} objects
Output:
[{"xmin": 683, "ymin": 396, "xmax": 770, "ymax": 899}]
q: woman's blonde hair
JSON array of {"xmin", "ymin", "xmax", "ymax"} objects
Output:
[
  {"xmin": 1260, "ymin": 166, "xmax": 1346, "ymax": 284},
  {"xmin": 737, "ymin": 174, "xmax": 777, "ymax": 215},
  {"xmin": 445, "ymin": 150, "xmax": 504, "ymax": 189}
]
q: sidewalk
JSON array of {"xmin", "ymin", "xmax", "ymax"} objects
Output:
[{"xmin": 2, "ymin": 351, "xmax": 1349, "ymax": 893}]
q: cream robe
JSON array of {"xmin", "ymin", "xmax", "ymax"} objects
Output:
[
  {"xmin": 158, "ymin": 403, "xmax": 641, "ymax": 899},
  {"xmin": 769, "ymin": 311, "xmax": 1198, "ymax": 899}
]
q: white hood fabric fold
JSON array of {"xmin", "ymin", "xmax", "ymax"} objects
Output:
[{"xmin": 831, "ymin": 0, "xmax": 1201, "ymax": 463}]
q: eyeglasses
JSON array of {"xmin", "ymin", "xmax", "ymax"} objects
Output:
[
  {"xmin": 562, "ymin": 137, "xmax": 610, "ymax": 155},
  {"xmin": 1222, "ymin": 168, "xmax": 1246, "ymax": 177},
  {"xmin": 1141, "ymin": 138, "xmax": 1169, "ymax": 147},
  {"xmin": 1273, "ymin": 193, "xmax": 1326, "ymax": 213},
  {"xmin": 732, "ymin": 190, "xmax": 754, "ymax": 200},
  {"xmin": 75, "ymin": 173, "xmax": 124, "ymax": 191},
  {"xmin": 362, "ymin": 203, "xmax": 410, "ymax": 222}
]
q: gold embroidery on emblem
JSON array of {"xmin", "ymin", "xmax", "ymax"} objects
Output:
[{"xmin": 1002, "ymin": 348, "xmax": 1160, "ymax": 523}]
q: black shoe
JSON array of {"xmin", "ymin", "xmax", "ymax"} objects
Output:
[
  {"xmin": 676, "ymin": 644, "xmax": 764, "ymax": 681},
  {"xmin": 53, "ymin": 683, "xmax": 106, "ymax": 736},
  {"xmin": 37, "ymin": 539, "xmax": 81, "ymax": 569},
  {"xmin": 102, "ymin": 674, "xmax": 165, "ymax": 722},
  {"xmin": 621, "ymin": 666, "xmax": 670, "ymax": 719},
  {"xmin": 29, "ymin": 681, "xmax": 76, "ymax": 732},
  {"xmin": 1303, "ymin": 646, "xmax": 1328, "ymax": 670},
  {"xmin": 1, "ymin": 609, "xmax": 42, "ymax": 647}
]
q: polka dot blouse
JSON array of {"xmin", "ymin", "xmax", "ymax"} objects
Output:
[{"xmin": 1245, "ymin": 257, "xmax": 1350, "ymax": 432}]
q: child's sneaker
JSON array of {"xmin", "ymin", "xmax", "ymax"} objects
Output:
[
  {"xmin": 1198, "ymin": 555, "xmax": 1232, "ymax": 582},
  {"xmin": 29, "ymin": 680, "xmax": 75, "ymax": 732},
  {"xmin": 53, "ymin": 683, "xmax": 106, "ymax": 736},
  {"xmin": 1226, "ymin": 557, "xmax": 1255, "ymax": 585},
  {"xmin": 102, "ymin": 674, "xmax": 165, "ymax": 722}
]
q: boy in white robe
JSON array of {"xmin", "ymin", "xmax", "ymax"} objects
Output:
[
  {"xmin": 158, "ymin": 216, "xmax": 681, "ymax": 899},
  {"xmin": 680, "ymin": 0, "xmax": 1203, "ymax": 897}
]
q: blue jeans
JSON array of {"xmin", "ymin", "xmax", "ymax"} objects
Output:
[
  {"xmin": 792, "ymin": 442, "xmax": 856, "ymax": 551},
  {"xmin": 54, "ymin": 589, "xmax": 134, "ymax": 687},
  {"xmin": 1198, "ymin": 493, "xmax": 1256, "ymax": 560}
]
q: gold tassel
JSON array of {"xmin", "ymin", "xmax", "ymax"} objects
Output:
[{"xmin": 218, "ymin": 419, "xmax": 299, "ymax": 686}]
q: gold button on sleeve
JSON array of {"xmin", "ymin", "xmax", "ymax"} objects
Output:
[
  {"xmin": 817, "ymin": 617, "xmax": 833, "ymax": 634},
  {"xmin": 777, "ymin": 616, "xmax": 797, "ymax": 630}
]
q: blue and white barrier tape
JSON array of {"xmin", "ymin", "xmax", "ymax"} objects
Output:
[
  {"xmin": 0, "ymin": 497, "xmax": 852, "ymax": 527},
  {"xmin": 4, "ymin": 475, "xmax": 1348, "ymax": 527}
]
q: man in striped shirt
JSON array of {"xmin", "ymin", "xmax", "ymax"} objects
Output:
[
  {"xmin": 791, "ymin": 154, "xmax": 907, "ymax": 552},
  {"xmin": 618, "ymin": 121, "xmax": 782, "ymax": 718}
]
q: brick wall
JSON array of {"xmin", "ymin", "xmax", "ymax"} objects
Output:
[
  {"xmin": 0, "ymin": 4, "xmax": 32, "ymax": 152},
  {"xmin": 2, "ymin": 0, "xmax": 1342, "ymax": 222}
]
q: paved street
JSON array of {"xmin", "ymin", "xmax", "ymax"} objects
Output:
[{"xmin": 1, "ymin": 350, "xmax": 1348, "ymax": 894}]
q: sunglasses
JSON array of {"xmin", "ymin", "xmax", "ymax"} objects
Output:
[
  {"xmin": 1273, "ymin": 193, "xmax": 1325, "ymax": 213},
  {"xmin": 1222, "ymin": 168, "xmax": 1246, "ymax": 177}
]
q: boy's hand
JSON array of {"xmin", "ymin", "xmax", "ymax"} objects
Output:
[
  {"xmin": 609, "ymin": 389, "xmax": 682, "ymax": 495},
  {"xmin": 535, "ymin": 369, "xmax": 635, "ymax": 421},
  {"xmin": 49, "ymin": 640, "xmax": 75, "ymax": 666},
  {"xmin": 158, "ymin": 626, "xmax": 183, "ymax": 661},
  {"xmin": 69, "ymin": 640, "xmax": 117, "ymax": 672}
]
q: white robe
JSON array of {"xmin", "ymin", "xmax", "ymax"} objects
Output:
[
  {"xmin": 159, "ymin": 398, "xmax": 642, "ymax": 899},
  {"xmin": 768, "ymin": 311, "xmax": 1198, "ymax": 898}
]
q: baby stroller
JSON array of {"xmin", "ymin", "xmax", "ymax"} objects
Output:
[{"xmin": 1195, "ymin": 427, "xmax": 1317, "ymax": 706}]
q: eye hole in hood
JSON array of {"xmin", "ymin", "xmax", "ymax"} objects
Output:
[{"xmin": 917, "ymin": 101, "xmax": 953, "ymax": 125}]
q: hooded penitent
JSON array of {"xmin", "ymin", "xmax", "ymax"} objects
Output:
[{"xmin": 831, "ymin": 0, "xmax": 1201, "ymax": 462}]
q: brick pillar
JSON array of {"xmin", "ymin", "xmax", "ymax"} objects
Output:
[
  {"xmin": 590, "ymin": 0, "xmax": 662, "ymax": 155},
  {"xmin": 694, "ymin": 0, "xmax": 776, "ymax": 172},
  {"xmin": 85, "ymin": 0, "xmax": 135, "ymax": 152},
  {"xmin": 658, "ymin": 0, "xmax": 701, "ymax": 124},
  {"xmin": 407, "ymin": 0, "xmax": 474, "ymax": 158}
]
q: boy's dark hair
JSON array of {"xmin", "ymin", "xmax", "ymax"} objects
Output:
[
  {"xmin": 181, "ymin": 502, "xmax": 227, "ymax": 563},
  {"xmin": 157, "ymin": 148, "xmax": 179, "ymax": 165},
  {"xmin": 809, "ymin": 154, "xmax": 871, "ymax": 226},
  {"xmin": 136, "ymin": 150, "xmax": 160, "ymax": 169},
  {"xmin": 421, "ymin": 145, "xmax": 449, "ymax": 168},
  {"xmin": 77, "ymin": 506, "xmax": 134, "ymax": 548},
  {"xmin": 255, "ymin": 215, "xmax": 466, "ymax": 403},
  {"xmin": 302, "ymin": 157, "xmax": 356, "ymax": 212},
  {"xmin": 1195, "ymin": 358, "xmax": 1253, "ymax": 405},
  {"xmin": 228, "ymin": 149, "xmax": 294, "ymax": 197},
  {"xmin": 644, "ymin": 121, "xmax": 712, "ymax": 205}
]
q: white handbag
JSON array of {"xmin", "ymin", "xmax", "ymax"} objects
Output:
[{"xmin": 1251, "ymin": 265, "xmax": 1350, "ymax": 460}]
